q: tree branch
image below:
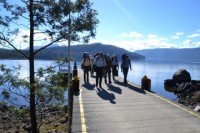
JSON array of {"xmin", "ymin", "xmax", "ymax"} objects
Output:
[
  {"xmin": 0, "ymin": 33, "xmax": 29, "ymax": 59},
  {"xmin": 34, "ymin": 37, "xmax": 63, "ymax": 55},
  {"xmin": 13, "ymin": 21, "xmax": 30, "ymax": 29},
  {"xmin": 5, "ymin": 84, "xmax": 29, "ymax": 103}
]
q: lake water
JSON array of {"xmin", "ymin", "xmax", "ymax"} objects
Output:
[
  {"xmin": 0, "ymin": 60, "xmax": 60, "ymax": 106},
  {"xmin": 121, "ymin": 58, "xmax": 200, "ymax": 101},
  {"xmin": 1, "ymin": 59, "xmax": 200, "ymax": 105}
]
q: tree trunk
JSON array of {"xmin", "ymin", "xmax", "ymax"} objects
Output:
[
  {"xmin": 29, "ymin": 0, "xmax": 38, "ymax": 132},
  {"xmin": 30, "ymin": 56, "xmax": 37, "ymax": 133}
]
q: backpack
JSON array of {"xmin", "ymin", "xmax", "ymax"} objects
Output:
[
  {"xmin": 95, "ymin": 56, "xmax": 105, "ymax": 66},
  {"xmin": 121, "ymin": 54, "xmax": 127, "ymax": 61}
]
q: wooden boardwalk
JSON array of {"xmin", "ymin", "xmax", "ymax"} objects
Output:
[{"xmin": 72, "ymin": 70, "xmax": 200, "ymax": 133}]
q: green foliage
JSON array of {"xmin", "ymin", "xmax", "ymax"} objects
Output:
[
  {"xmin": 8, "ymin": 106, "xmax": 28, "ymax": 118},
  {"xmin": 0, "ymin": 61, "xmax": 69, "ymax": 131},
  {"xmin": 1, "ymin": 89, "xmax": 10, "ymax": 99},
  {"xmin": 0, "ymin": 100, "xmax": 7, "ymax": 105},
  {"xmin": 50, "ymin": 73, "xmax": 68, "ymax": 87},
  {"xmin": 35, "ymin": 64, "xmax": 68, "ymax": 106},
  {"xmin": 0, "ymin": 0, "xmax": 99, "ymax": 51},
  {"xmin": 0, "ymin": 61, "xmax": 68, "ymax": 116},
  {"xmin": 1, "ymin": 0, "xmax": 99, "ymax": 131}
]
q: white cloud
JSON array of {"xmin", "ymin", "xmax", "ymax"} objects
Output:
[
  {"xmin": 120, "ymin": 32, "xmax": 128, "ymax": 38},
  {"xmin": 197, "ymin": 29, "xmax": 200, "ymax": 32},
  {"xmin": 10, "ymin": 29, "xmax": 53, "ymax": 49},
  {"xmin": 176, "ymin": 32, "xmax": 184, "ymax": 36},
  {"xmin": 12, "ymin": 29, "xmax": 29, "ymax": 43},
  {"xmin": 171, "ymin": 36, "xmax": 179, "ymax": 39},
  {"xmin": 171, "ymin": 32, "xmax": 184, "ymax": 39},
  {"xmin": 146, "ymin": 38, "xmax": 175, "ymax": 49},
  {"xmin": 187, "ymin": 33, "xmax": 200, "ymax": 38},
  {"xmin": 183, "ymin": 39, "xmax": 192, "ymax": 46},
  {"xmin": 159, "ymin": 38, "xmax": 168, "ymax": 41},
  {"xmin": 89, "ymin": 37, "xmax": 176, "ymax": 51},
  {"xmin": 180, "ymin": 40, "xmax": 200, "ymax": 48},
  {"xmin": 195, "ymin": 41, "xmax": 200, "ymax": 47},
  {"xmin": 129, "ymin": 31, "xmax": 143, "ymax": 38},
  {"xmin": 90, "ymin": 31, "xmax": 200, "ymax": 51},
  {"xmin": 148, "ymin": 34, "xmax": 157, "ymax": 39},
  {"xmin": 120, "ymin": 31, "xmax": 143, "ymax": 38}
]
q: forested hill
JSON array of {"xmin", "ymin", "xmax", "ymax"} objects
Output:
[
  {"xmin": 135, "ymin": 48, "xmax": 200, "ymax": 59},
  {"xmin": 0, "ymin": 43, "xmax": 145, "ymax": 61}
]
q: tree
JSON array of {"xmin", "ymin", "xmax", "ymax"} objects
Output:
[
  {"xmin": 0, "ymin": 61, "xmax": 70, "ymax": 132},
  {"xmin": 0, "ymin": 0, "xmax": 99, "ymax": 132}
]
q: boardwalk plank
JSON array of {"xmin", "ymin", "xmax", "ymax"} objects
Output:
[{"xmin": 72, "ymin": 70, "xmax": 200, "ymax": 133}]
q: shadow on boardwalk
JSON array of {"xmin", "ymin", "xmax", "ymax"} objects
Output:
[
  {"xmin": 107, "ymin": 84, "xmax": 122, "ymax": 94},
  {"xmin": 81, "ymin": 82, "xmax": 95, "ymax": 90},
  {"xmin": 95, "ymin": 87, "xmax": 116, "ymax": 104},
  {"xmin": 78, "ymin": 76, "xmax": 145, "ymax": 105},
  {"xmin": 115, "ymin": 80, "xmax": 146, "ymax": 94}
]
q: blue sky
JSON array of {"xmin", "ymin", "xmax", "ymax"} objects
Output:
[
  {"xmin": 89, "ymin": 0, "xmax": 200, "ymax": 51},
  {"xmin": 1, "ymin": 0, "xmax": 200, "ymax": 52}
]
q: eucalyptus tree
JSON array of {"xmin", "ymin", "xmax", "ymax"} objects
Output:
[{"xmin": 0, "ymin": 0, "xmax": 98, "ymax": 132}]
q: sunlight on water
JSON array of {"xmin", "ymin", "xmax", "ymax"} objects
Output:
[{"xmin": 1, "ymin": 59, "xmax": 200, "ymax": 104}]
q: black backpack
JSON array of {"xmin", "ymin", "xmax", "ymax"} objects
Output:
[{"xmin": 121, "ymin": 54, "xmax": 127, "ymax": 61}]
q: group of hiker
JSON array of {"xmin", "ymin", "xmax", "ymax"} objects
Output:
[{"xmin": 81, "ymin": 52, "xmax": 132, "ymax": 88}]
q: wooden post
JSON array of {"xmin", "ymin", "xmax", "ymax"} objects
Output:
[
  {"xmin": 141, "ymin": 75, "xmax": 151, "ymax": 91},
  {"xmin": 73, "ymin": 61, "xmax": 80, "ymax": 92},
  {"xmin": 73, "ymin": 61, "xmax": 78, "ymax": 77}
]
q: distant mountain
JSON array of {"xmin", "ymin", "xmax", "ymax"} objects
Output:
[
  {"xmin": 135, "ymin": 48, "xmax": 200, "ymax": 59},
  {"xmin": 36, "ymin": 43, "xmax": 145, "ymax": 61},
  {"xmin": 24, "ymin": 43, "xmax": 59, "ymax": 50},
  {"xmin": 0, "ymin": 43, "xmax": 145, "ymax": 61}
]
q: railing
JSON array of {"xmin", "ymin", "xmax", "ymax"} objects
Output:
[
  {"xmin": 68, "ymin": 84, "xmax": 73, "ymax": 133},
  {"xmin": 68, "ymin": 61, "xmax": 79, "ymax": 133}
]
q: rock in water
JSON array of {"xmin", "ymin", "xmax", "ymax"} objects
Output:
[{"xmin": 172, "ymin": 69, "xmax": 191, "ymax": 84}]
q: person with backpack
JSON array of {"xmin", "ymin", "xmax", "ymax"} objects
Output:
[
  {"xmin": 90, "ymin": 54, "xmax": 96, "ymax": 77},
  {"xmin": 94, "ymin": 52, "xmax": 106, "ymax": 88},
  {"xmin": 104, "ymin": 54, "xmax": 112, "ymax": 85},
  {"xmin": 121, "ymin": 54, "xmax": 132, "ymax": 85},
  {"xmin": 111, "ymin": 55, "xmax": 119, "ymax": 81},
  {"xmin": 81, "ymin": 54, "xmax": 92, "ymax": 83}
]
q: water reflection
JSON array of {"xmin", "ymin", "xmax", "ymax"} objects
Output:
[{"xmin": 1, "ymin": 58, "xmax": 200, "ymax": 102}]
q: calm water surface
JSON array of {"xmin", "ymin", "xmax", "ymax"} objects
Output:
[
  {"xmin": 122, "ymin": 58, "xmax": 200, "ymax": 101},
  {"xmin": 1, "ymin": 59, "xmax": 200, "ymax": 104},
  {"xmin": 0, "ymin": 60, "xmax": 59, "ymax": 105}
]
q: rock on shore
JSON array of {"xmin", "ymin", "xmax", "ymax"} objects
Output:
[
  {"xmin": 174, "ymin": 80, "xmax": 200, "ymax": 109},
  {"xmin": 0, "ymin": 104, "xmax": 68, "ymax": 132},
  {"xmin": 164, "ymin": 69, "xmax": 200, "ymax": 111}
]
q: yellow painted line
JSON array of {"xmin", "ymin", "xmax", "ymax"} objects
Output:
[
  {"xmin": 150, "ymin": 92, "xmax": 200, "ymax": 119},
  {"xmin": 79, "ymin": 89, "xmax": 87, "ymax": 133}
]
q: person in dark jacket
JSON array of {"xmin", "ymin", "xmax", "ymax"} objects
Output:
[
  {"xmin": 94, "ymin": 52, "xmax": 106, "ymax": 88},
  {"xmin": 111, "ymin": 55, "xmax": 119, "ymax": 81},
  {"xmin": 121, "ymin": 55, "xmax": 132, "ymax": 85}
]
